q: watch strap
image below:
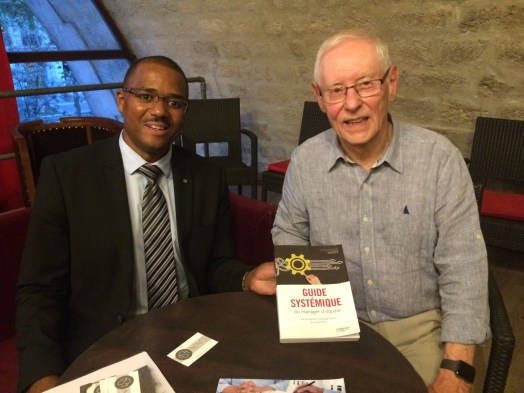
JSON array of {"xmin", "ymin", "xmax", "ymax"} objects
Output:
[{"xmin": 440, "ymin": 359, "xmax": 475, "ymax": 384}]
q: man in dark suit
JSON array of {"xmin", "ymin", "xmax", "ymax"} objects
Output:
[{"xmin": 16, "ymin": 56, "xmax": 276, "ymax": 393}]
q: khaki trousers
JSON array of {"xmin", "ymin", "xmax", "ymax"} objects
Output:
[{"xmin": 362, "ymin": 309, "xmax": 443, "ymax": 386}]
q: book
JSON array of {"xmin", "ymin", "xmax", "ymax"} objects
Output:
[
  {"xmin": 216, "ymin": 377, "xmax": 345, "ymax": 393},
  {"xmin": 275, "ymin": 244, "xmax": 360, "ymax": 343}
]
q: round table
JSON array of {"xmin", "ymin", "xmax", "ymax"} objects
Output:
[{"xmin": 60, "ymin": 292, "xmax": 426, "ymax": 392}]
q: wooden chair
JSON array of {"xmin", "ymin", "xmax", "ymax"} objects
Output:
[
  {"xmin": 11, "ymin": 116, "xmax": 123, "ymax": 206},
  {"xmin": 468, "ymin": 116, "xmax": 524, "ymax": 253},
  {"xmin": 180, "ymin": 98, "xmax": 258, "ymax": 199},
  {"xmin": 261, "ymin": 101, "xmax": 330, "ymax": 201}
]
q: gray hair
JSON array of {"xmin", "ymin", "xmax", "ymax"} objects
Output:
[{"xmin": 313, "ymin": 30, "xmax": 391, "ymax": 84}]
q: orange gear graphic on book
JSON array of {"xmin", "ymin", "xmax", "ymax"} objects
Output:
[{"xmin": 285, "ymin": 254, "xmax": 311, "ymax": 275}]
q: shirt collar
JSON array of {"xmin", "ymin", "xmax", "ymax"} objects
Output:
[
  {"xmin": 119, "ymin": 132, "xmax": 173, "ymax": 178},
  {"xmin": 324, "ymin": 114, "xmax": 403, "ymax": 174}
]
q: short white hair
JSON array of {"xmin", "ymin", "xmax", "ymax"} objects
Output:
[{"xmin": 313, "ymin": 30, "xmax": 391, "ymax": 85}]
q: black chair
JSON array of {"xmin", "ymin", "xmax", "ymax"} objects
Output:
[
  {"xmin": 483, "ymin": 269, "xmax": 515, "ymax": 393},
  {"xmin": 180, "ymin": 98, "xmax": 258, "ymax": 199},
  {"xmin": 469, "ymin": 166, "xmax": 516, "ymax": 393},
  {"xmin": 468, "ymin": 116, "xmax": 524, "ymax": 252},
  {"xmin": 261, "ymin": 101, "xmax": 330, "ymax": 201},
  {"xmin": 11, "ymin": 116, "xmax": 123, "ymax": 206}
]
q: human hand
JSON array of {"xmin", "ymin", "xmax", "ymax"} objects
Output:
[
  {"xmin": 294, "ymin": 382, "xmax": 323, "ymax": 393},
  {"xmin": 429, "ymin": 370, "xmax": 472, "ymax": 393},
  {"xmin": 305, "ymin": 274, "xmax": 321, "ymax": 285},
  {"xmin": 244, "ymin": 261, "xmax": 276, "ymax": 295},
  {"xmin": 27, "ymin": 375, "xmax": 60, "ymax": 393}
]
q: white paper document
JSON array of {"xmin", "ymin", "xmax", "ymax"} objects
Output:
[
  {"xmin": 167, "ymin": 332, "xmax": 218, "ymax": 367},
  {"xmin": 45, "ymin": 351, "xmax": 175, "ymax": 393}
]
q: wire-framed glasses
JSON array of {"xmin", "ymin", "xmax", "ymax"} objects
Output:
[
  {"xmin": 320, "ymin": 67, "xmax": 392, "ymax": 104},
  {"xmin": 122, "ymin": 88, "xmax": 188, "ymax": 113}
]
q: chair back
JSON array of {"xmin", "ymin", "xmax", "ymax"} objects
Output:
[
  {"xmin": 181, "ymin": 98, "xmax": 258, "ymax": 198},
  {"xmin": 467, "ymin": 117, "xmax": 524, "ymax": 252},
  {"xmin": 181, "ymin": 98, "xmax": 242, "ymax": 160},
  {"xmin": 229, "ymin": 192, "xmax": 277, "ymax": 266},
  {"xmin": 11, "ymin": 116, "xmax": 122, "ymax": 206},
  {"xmin": 260, "ymin": 101, "xmax": 331, "ymax": 201},
  {"xmin": 469, "ymin": 117, "xmax": 524, "ymax": 185},
  {"xmin": 298, "ymin": 101, "xmax": 331, "ymax": 145}
]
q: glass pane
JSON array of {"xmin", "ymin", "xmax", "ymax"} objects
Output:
[
  {"xmin": 15, "ymin": 89, "xmax": 122, "ymax": 123},
  {"xmin": 11, "ymin": 59, "xmax": 125, "ymax": 122},
  {"xmin": 1, "ymin": 1, "xmax": 129, "ymax": 123},
  {"xmin": 1, "ymin": 0, "xmax": 121, "ymax": 52}
]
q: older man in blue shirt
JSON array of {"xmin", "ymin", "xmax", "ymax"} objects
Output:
[{"xmin": 272, "ymin": 30, "xmax": 489, "ymax": 392}]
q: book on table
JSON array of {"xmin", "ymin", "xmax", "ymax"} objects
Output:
[
  {"xmin": 274, "ymin": 244, "xmax": 360, "ymax": 343},
  {"xmin": 216, "ymin": 377, "xmax": 346, "ymax": 393}
]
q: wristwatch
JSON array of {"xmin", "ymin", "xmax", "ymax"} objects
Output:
[{"xmin": 440, "ymin": 359, "xmax": 475, "ymax": 384}]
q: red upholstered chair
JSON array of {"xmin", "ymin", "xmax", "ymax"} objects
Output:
[
  {"xmin": 229, "ymin": 192, "xmax": 277, "ymax": 266},
  {"xmin": 0, "ymin": 207, "xmax": 32, "ymax": 392}
]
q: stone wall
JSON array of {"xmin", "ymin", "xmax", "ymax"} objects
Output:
[{"xmin": 103, "ymin": 0, "xmax": 524, "ymax": 168}]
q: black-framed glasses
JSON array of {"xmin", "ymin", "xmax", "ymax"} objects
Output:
[
  {"xmin": 320, "ymin": 67, "xmax": 392, "ymax": 104},
  {"xmin": 122, "ymin": 88, "xmax": 188, "ymax": 113}
]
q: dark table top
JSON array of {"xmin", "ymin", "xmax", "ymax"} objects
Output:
[{"xmin": 59, "ymin": 292, "xmax": 426, "ymax": 392}]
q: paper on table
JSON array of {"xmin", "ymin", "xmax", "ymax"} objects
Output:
[
  {"xmin": 167, "ymin": 332, "xmax": 218, "ymax": 367},
  {"xmin": 45, "ymin": 351, "xmax": 175, "ymax": 393}
]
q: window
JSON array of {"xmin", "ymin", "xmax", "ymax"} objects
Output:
[{"xmin": 0, "ymin": 0, "xmax": 135, "ymax": 122}]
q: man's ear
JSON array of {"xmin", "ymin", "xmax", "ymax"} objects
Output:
[
  {"xmin": 311, "ymin": 82, "xmax": 326, "ymax": 113},
  {"xmin": 116, "ymin": 90, "xmax": 125, "ymax": 113},
  {"xmin": 387, "ymin": 65, "xmax": 400, "ymax": 103}
]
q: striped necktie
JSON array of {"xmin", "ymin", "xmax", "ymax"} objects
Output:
[{"xmin": 138, "ymin": 164, "xmax": 179, "ymax": 309}]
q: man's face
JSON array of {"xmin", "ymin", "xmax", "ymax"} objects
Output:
[
  {"xmin": 312, "ymin": 38, "xmax": 399, "ymax": 153},
  {"xmin": 117, "ymin": 62, "xmax": 188, "ymax": 163}
]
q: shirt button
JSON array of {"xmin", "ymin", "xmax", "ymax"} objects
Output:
[
  {"xmin": 362, "ymin": 183, "xmax": 368, "ymax": 189},
  {"xmin": 367, "ymin": 279, "xmax": 373, "ymax": 286},
  {"xmin": 364, "ymin": 246, "xmax": 370, "ymax": 254},
  {"xmin": 363, "ymin": 215, "xmax": 369, "ymax": 222},
  {"xmin": 371, "ymin": 309, "xmax": 377, "ymax": 316}
]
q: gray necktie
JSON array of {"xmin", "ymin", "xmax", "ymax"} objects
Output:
[{"xmin": 138, "ymin": 164, "xmax": 178, "ymax": 309}]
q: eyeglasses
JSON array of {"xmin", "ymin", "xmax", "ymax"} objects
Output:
[
  {"xmin": 122, "ymin": 88, "xmax": 188, "ymax": 113},
  {"xmin": 320, "ymin": 67, "xmax": 392, "ymax": 104}
]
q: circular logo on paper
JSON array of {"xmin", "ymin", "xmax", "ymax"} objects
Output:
[
  {"xmin": 114, "ymin": 375, "xmax": 134, "ymax": 389},
  {"xmin": 176, "ymin": 348, "xmax": 193, "ymax": 360}
]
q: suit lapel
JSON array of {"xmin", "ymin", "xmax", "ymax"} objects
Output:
[
  {"xmin": 171, "ymin": 146, "xmax": 194, "ymax": 245},
  {"xmin": 99, "ymin": 136, "xmax": 135, "ymax": 284}
]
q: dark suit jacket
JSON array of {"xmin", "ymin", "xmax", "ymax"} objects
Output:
[{"xmin": 15, "ymin": 135, "xmax": 250, "ymax": 392}]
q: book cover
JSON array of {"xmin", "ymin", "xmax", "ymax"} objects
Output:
[
  {"xmin": 216, "ymin": 378, "xmax": 345, "ymax": 393},
  {"xmin": 275, "ymin": 244, "xmax": 360, "ymax": 343}
]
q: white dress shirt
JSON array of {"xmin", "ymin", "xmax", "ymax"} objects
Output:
[{"xmin": 119, "ymin": 133, "xmax": 189, "ymax": 315}]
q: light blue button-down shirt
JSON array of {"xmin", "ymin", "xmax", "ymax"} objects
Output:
[{"xmin": 272, "ymin": 117, "xmax": 489, "ymax": 344}]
